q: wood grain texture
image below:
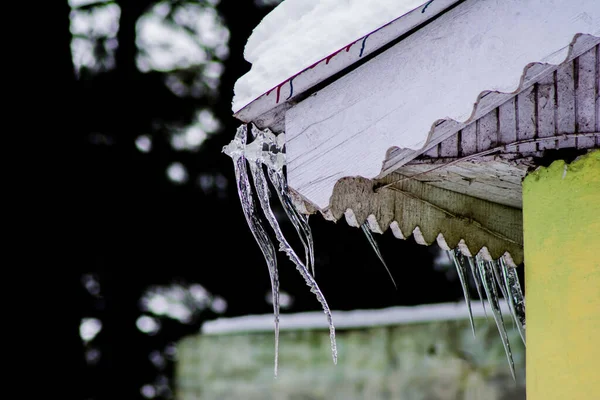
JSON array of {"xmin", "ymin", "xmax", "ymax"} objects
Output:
[
  {"xmin": 536, "ymin": 73, "xmax": 557, "ymax": 150},
  {"xmin": 392, "ymin": 156, "xmax": 532, "ymax": 208},
  {"xmin": 498, "ymin": 97, "xmax": 517, "ymax": 145},
  {"xmin": 380, "ymin": 36, "xmax": 600, "ymax": 177},
  {"xmin": 556, "ymin": 61, "xmax": 577, "ymax": 148},
  {"xmin": 576, "ymin": 47, "xmax": 597, "ymax": 148},
  {"xmin": 423, "ymin": 144, "xmax": 439, "ymax": 158},
  {"xmin": 597, "ymin": 45, "xmax": 600, "ymax": 147},
  {"xmin": 477, "ymin": 109, "xmax": 498, "ymax": 152},
  {"xmin": 460, "ymin": 122, "xmax": 478, "ymax": 155},
  {"xmin": 439, "ymin": 133, "xmax": 458, "ymax": 158},
  {"xmin": 516, "ymin": 86, "xmax": 537, "ymax": 153},
  {"xmin": 426, "ymin": 45, "xmax": 599, "ymax": 158},
  {"xmin": 328, "ymin": 174, "xmax": 524, "ymax": 263}
]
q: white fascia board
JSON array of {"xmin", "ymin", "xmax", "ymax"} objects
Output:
[
  {"xmin": 285, "ymin": 0, "xmax": 600, "ymax": 210},
  {"xmin": 233, "ymin": 0, "xmax": 461, "ymax": 123}
]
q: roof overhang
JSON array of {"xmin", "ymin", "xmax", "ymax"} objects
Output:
[
  {"xmin": 283, "ymin": 1, "xmax": 599, "ymax": 210},
  {"xmin": 231, "ymin": 0, "xmax": 599, "ymax": 262},
  {"xmin": 234, "ymin": 0, "xmax": 599, "ymax": 211}
]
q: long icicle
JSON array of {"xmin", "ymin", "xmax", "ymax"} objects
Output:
[
  {"xmin": 222, "ymin": 125, "xmax": 281, "ymax": 377},
  {"xmin": 449, "ymin": 249, "xmax": 475, "ymax": 336},
  {"xmin": 268, "ymin": 169, "xmax": 315, "ymax": 276},
  {"xmin": 250, "ymin": 125, "xmax": 315, "ymax": 276},
  {"xmin": 490, "ymin": 258, "xmax": 515, "ymax": 329},
  {"xmin": 496, "ymin": 258, "xmax": 517, "ymax": 332},
  {"xmin": 361, "ymin": 224, "xmax": 397, "ymax": 289},
  {"xmin": 466, "ymin": 255, "xmax": 488, "ymax": 319},
  {"xmin": 490, "ymin": 258, "xmax": 509, "ymax": 301},
  {"xmin": 477, "ymin": 255, "xmax": 516, "ymax": 380},
  {"xmin": 248, "ymin": 128, "xmax": 337, "ymax": 365},
  {"xmin": 500, "ymin": 257, "xmax": 526, "ymax": 345}
]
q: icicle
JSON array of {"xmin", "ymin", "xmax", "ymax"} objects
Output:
[
  {"xmin": 448, "ymin": 249, "xmax": 475, "ymax": 336},
  {"xmin": 249, "ymin": 125, "xmax": 316, "ymax": 276},
  {"xmin": 222, "ymin": 125, "xmax": 281, "ymax": 377},
  {"xmin": 490, "ymin": 258, "xmax": 514, "ymax": 329},
  {"xmin": 490, "ymin": 258, "xmax": 509, "ymax": 301},
  {"xmin": 476, "ymin": 255, "xmax": 516, "ymax": 380},
  {"xmin": 361, "ymin": 224, "xmax": 397, "ymax": 289},
  {"xmin": 246, "ymin": 126, "xmax": 337, "ymax": 365},
  {"xmin": 500, "ymin": 257, "xmax": 526, "ymax": 345},
  {"xmin": 466, "ymin": 255, "xmax": 488, "ymax": 319},
  {"xmin": 268, "ymin": 169, "xmax": 316, "ymax": 276}
]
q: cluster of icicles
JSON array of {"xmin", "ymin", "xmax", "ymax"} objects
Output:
[
  {"xmin": 448, "ymin": 249, "xmax": 526, "ymax": 380},
  {"xmin": 223, "ymin": 124, "xmax": 526, "ymax": 379}
]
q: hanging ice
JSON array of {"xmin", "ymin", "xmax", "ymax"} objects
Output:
[
  {"xmin": 223, "ymin": 124, "xmax": 337, "ymax": 371},
  {"xmin": 500, "ymin": 256, "xmax": 526, "ymax": 345},
  {"xmin": 361, "ymin": 224, "xmax": 397, "ymax": 289},
  {"xmin": 222, "ymin": 125, "xmax": 281, "ymax": 376},
  {"xmin": 247, "ymin": 124, "xmax": 316, "ymax": 277},
  {"xmin": 476, "ymin": 254, "xmax": 516, "ymax": 380},
  {"xmin": 448, "ymin": 249, "xmax": 475, "ymax": 336},
  {"xmin": 447, "ymin": 249, "xmax": 525, "ymax": 378},
  {"xmin": 489, "ymin": 258, "xmax": 516, "ymax": 330},
  {"xmin": 490, "ymin": 258, "xmax": 509, "ymax": 303},
  {"xmin": 267, "ymin": 169, "xmax": 315, "ymax": 277},
  {"xmin": 466, "ymin": 255, "xmax": 488, "ymax": 319}
]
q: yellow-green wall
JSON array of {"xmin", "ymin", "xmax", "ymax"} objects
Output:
[{"xmin": 523, "ymin": 150, "xmax": 600, "ymax": 400}]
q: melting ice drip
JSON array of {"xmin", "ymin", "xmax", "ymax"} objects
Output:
[
  {"xmin": 222, "ymin": 124, "xmax": 336, "ymax": 377},
  {"xmin": 448, "ymin": 249, "xmax": 526, "ymax": 380},
  {"xmin": 361, "ymin": 223, "xmax": 397, "ymax": 289}
]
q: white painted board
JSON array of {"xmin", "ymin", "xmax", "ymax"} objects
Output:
[{"xmin": 286, "ymin": 0, "xmax": 600, "ymax": 209}]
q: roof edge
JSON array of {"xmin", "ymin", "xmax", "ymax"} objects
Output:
[{"xmin": 233, "ymin": 0, "xmax": 462, "ymax": 124}]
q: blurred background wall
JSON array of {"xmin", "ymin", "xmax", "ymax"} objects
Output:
[{"xmin": 176, "ymin": 304, "xmax": 525, "ymax": 400}]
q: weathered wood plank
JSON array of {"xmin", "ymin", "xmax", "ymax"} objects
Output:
[
  {"xmin": 394, "ymin": 157, "xmax": 530, "ymax": 208},
  {"xmin": 423, "ymin": 144, "xmax": 439, "ymax": 158},
  {"xmin": 597, "ymin": 45, "xmax": 600, "ymax": 146},
  {"xmin": 556, "ymin": 61, "xmax": 577, "ymax": 148},
  {"xmin": 423, "ymin": 41, "xmax": 600, "ymax": 159},
  {"xmin": 498, "ymin": 97, "xmax": 517, "ymax": 145},
  {"xmin": 460, "ymin": 122, "xmax": 477, "ymax": 156},
  {"xmin": 428, "ymin": 47, "xmax": 598, "ymax": 154},
  {"xmin": 380, "ymin": 35, "xmax": 600, "ymax": 176},
  {"xmin": 517, "ymin": 86, "xmax": 537, "ymax": 153},
  {"xmin": 537, "ymin": 73, "xmax": 557, "ymax": 150},
  {"xmin": 329, "ymin": 175, "xmax": 524, "ymax": 262},
  {"xmin": 576, "ymin": 47, "xmax": 597, "ymax": 148},
  {"xmin": 477, "ymin": 109, "xmax": 498, "ymax": 152},
  {"xmin": 439, "ymin": 133, "xmax": 458, "ymax": 158}
]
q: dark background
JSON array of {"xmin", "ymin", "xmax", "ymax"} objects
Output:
[{"xmin": 41, "ymin": 1, "xmax": 467, "ymax": 399}]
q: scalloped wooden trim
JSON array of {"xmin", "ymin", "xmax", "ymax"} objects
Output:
[{"xmin": 325, "ymin": 174, "xmax": 523, "ymax": 264}]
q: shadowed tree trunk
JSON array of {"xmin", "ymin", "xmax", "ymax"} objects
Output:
[{"xmin": 36, "ymin": 1, "xmax": 89, "ymax": 398}]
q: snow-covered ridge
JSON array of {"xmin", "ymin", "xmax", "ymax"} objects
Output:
[{"xmin": 232, "ymin": 0, "xmax": 428, "ymax": 112}]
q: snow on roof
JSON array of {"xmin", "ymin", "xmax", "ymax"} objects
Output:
[{"xmin": 232, "ymin": 0, "xmax": 428, "ymax": 113}]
